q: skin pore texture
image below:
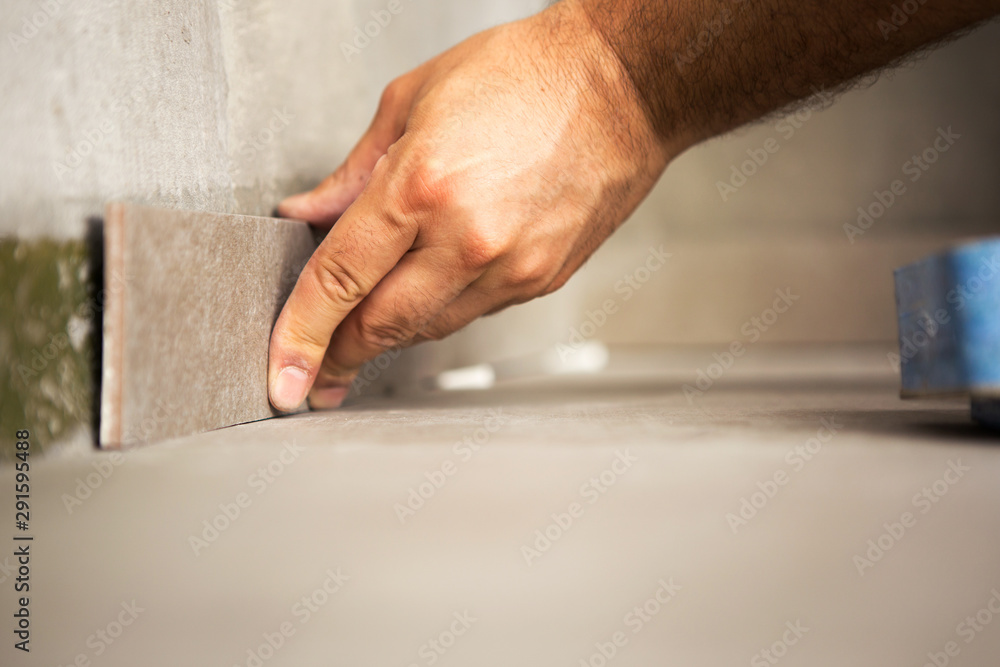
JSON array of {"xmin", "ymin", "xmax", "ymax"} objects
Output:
[{"xmin": 268, "ymin": 0, "xmax": 1000, "ymax": 412}]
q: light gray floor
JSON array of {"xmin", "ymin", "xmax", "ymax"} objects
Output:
[{"xmin": 4, "ymin": 345, "xmax": 1000, "ymax": 666}]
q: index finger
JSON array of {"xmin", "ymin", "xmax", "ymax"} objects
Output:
[{"xmin": 268, "ymin": 174, "xmax": 417, "ymax": 412}]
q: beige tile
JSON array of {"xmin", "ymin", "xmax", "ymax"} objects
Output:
[{"xmin": 99, "ymin": 202, "xmax": 315, "ymax": 447}]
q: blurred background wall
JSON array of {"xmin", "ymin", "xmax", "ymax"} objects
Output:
[{"xmin": 1, "ymin": 0, "xmax": 998, "ymax": 444}]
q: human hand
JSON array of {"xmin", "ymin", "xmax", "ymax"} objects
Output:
[{"xmin": 268, "ymin": 0, "xmax": 669, "ymax": 411}]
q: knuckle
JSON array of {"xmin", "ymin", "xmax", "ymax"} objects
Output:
[
  {"xmin": 277, "ymin": 324, "xmax": 329, "ymax": 357},
  {"xmin": 356, "ymin": 312, "xmax": 413, "ymax": 349},
  {"xmin": 370, "ymin": 152, "xmax": 391, "ymax": 180},
  {"xmin": 416, "ymin": 325, "xmax": 449, "ymax": 343},
  {"xmin": 506, "ymin": 251, "xmax": 552, "ymax": 290},
  {"xmin": 423, "ymin": 328, "xmax": 450, "ymax": 342},
  {"xmin": 541, "ymin": 271, "xmax": 571, "ymax": 296},
  {"xmin": 378, "ymin": 78, "xmax": 405, "ymax": 114},
  {"xmin": 420, "ymin": 312, "xmax": 462, "ymax": 342},
  {"xmin": 459, "ymin": 222, "xmax": 509, "ymax": 271},
  {"xmin": 402, "ymin": 157, "xmax": 459, "ymax": 214},
  {"xmin": 310, "ymin": 254, "xmax": 367, "ymax": 306}
]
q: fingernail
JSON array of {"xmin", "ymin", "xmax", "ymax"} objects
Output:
[
  {"xmin": 271, "ymin": 367, "xmax": 310, "ymax": 412},
  {"xmin": 308, "ymin": 386, "xmax": 349, "ymax": 410}
]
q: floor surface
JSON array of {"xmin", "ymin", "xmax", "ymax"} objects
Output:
[{"xmin": 3, "ymin": 345, "xmax": 999, "ymax": 666}]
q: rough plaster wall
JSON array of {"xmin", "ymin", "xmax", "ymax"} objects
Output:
[{"xmin": 3, "ymin": 1, "xmax": 232, "ymax": 237}]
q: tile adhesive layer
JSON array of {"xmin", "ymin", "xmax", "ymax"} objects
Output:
[{"xmin": 99, "ymin": 202, "xmax": 316, "ymax": 447}]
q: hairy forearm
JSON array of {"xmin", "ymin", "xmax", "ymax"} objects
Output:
[{"xmin": 575, "ymin": 0, "xmax": 1000, "ymax": 154}]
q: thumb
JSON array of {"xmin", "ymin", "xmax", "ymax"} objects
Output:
[
  {"xmin": 268, "ymin": 159, "xmax": 419, "ymax": 412},
  {"xmin": 278, "ymin": 80, "xmax": 412, "ymax": 226}
]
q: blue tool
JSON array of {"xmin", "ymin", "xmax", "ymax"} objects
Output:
[{"xmin": 893, "ymin": 238, "xmax": 1000, "ymax": 429}]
